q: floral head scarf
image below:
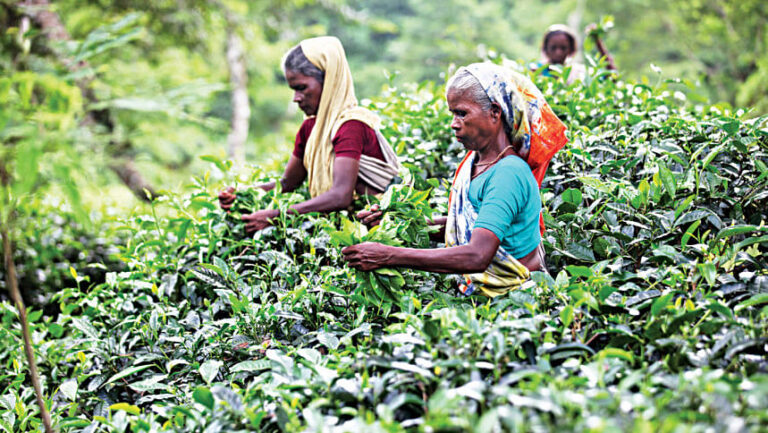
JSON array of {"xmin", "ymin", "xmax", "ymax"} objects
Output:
[{"xmin": 460, "ymin": 62, "xmax": 568, "ymax": 186}]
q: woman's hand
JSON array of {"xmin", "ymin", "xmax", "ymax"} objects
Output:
[
  {"xmin": 242, "ymin": 209, "xmax": 279, "ymax": 234},
  {"xmin": 355, "ymin": 204, "xmax": 383, "ymax": 228},
  {"xmin": 218, "ymin": 186, "xmax": 236, "ymax": 210},
  {"xmin": 342, "ymin": 242, "xmax": 392, "ymax": 271}
]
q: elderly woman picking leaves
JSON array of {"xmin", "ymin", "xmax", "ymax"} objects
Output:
[
  {"xmin": 218, "ymin": 36, "xmax": 399, "ymax": 233},
  {"xmin": 343, "ymin": 63, "xmax": 567, "ymax": 297}
]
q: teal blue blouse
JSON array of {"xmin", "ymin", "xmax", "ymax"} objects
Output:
[{"xmin": 468, "ymin": 155, "xmax": 541, "ymax": 258}]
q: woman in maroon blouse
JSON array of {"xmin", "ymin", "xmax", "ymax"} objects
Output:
[{"xmin": 219, "ymin": 37, "xmax": 399, "ymax": 234}]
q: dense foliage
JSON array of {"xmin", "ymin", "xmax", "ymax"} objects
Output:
[{"xmin": 2, "ymin": 61, "xmax": 767, "ymax": 432}]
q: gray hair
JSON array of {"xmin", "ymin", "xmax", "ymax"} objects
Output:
[
  {"xmin": 446, "ymin": 69, "xmax": 492, "ymax": 111},
  {"xmin": 446, "ymin": 69, "xmax": 512, "ymax": 136},
  {"xmin": 282, "ymin": 45, "xmax": 325, "ymax": 85}
]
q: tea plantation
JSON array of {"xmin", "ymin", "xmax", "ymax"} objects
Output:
[{"xmin": 1, "ymin": 65, "xmax": 767, "ymax": 432}]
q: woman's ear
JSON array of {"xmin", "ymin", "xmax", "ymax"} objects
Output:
[{"xmin": 490, "ymin": 102, "xmax": 503, "ymax": 122}]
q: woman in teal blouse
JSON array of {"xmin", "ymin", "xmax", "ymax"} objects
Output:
[
  {"xmin": 467, "ymin": 154, "xmax": 541, "ymax": 259},
  {"xmin": 342, "ymin": 63, "xmax": 567, "ymax": 297}
]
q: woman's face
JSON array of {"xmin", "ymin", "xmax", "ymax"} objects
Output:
[
  {"xmin": 446, "ymin": 89, "xmax": 498, "ymax": 152},
  {"xmin": 544, "ymin": 33, "xmax": 573, "ymax": 65},
  {"xmin": 285, "ymin": 69, "xmax": 323, "ymax": 116}
]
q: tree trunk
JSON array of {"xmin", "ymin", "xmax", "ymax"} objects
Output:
[
  {"xmin": 109, "ymin": 160, "xmax": 158, "ymax": 201},
  {"xmin": 19, "ymin": 0, "xmax": 157, "ymax": 202},
  {"xmin": 2, "ymin": 227, "xmax": 55, "ymax": 433},
  {"xmin": 225, "ymin": 24, "xmax": 250, "ymax": 165}
]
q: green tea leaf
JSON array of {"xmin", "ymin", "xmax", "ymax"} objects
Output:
[
  {"xmin": 697, "ymin": 263, "xmax": 717, "ymax": 286},
  {"xmin": 651, "ymin": 293, "xmax": 675, "ymax": 316},
  {"xmin": 561, "ymin": 188, "xmax": 583, "ymax": 206},
  {"xmin": 192, "ymin": 387, "xmax": 215, "ymax": 410},
  {"xmin": 565, "ymin": 265, "xmax": 592, "ymax": 278},
  {"xmin": 598, "ymin": 348, "xmax": 634, "ymax": 363},
  {"xmin": 199, "ymin": 360, "xmax": 222, "ymax": 385},
  {"xmin": 60, "ymin": 380, "xmax": 78, "ymax": 401},
  {"xmin": 565, "ymin": 243, "xmax": 596, "ymax": 262},
  {"xmin": 675, "ymin": 209, "xmax": 712, "ymax": 227},
  {"xmin": 104, "ymin": 365, "xmax": 154, "ymax": 387},
  {"xmin": 735, "ymin": 293, "xmax": 768, "ymax": 312},
  {"xmin": 560, "ymin": 305, "xmax": 574, "ymax": 327},
  {"xmin": 128, "ymin": 375, "xmax": 168, "ymax": 392},
  {"xmin": 230, "ymin": 360, "xmax": 271, "ymax": 373},
  {"xmin": 658, "ymin": 163, "xmax": 677, "ymax": 197},
  {"xmin": 109, "ymin": 403, "xmax": 141, "ymax": 415},
  {"xmin": 716, "ymin": 224, "xmax": 760, "ymax": 240}
]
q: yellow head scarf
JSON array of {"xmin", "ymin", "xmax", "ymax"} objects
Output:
[{"xmin": 299, "ymin": 36, "xmax": 383, "ymax": 197}]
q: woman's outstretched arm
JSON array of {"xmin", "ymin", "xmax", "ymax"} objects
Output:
[
  {"xmin": 218, "ymin": 155, "xmax": 307, "ymax": 210},
  {"xmin": 242, "ymin": 156, "xmax": 359, "ymax": 233},
  {"xmin": 257, "ymin": 155, "xmax": 309, "ymax": 193},
  {"xmin": 585, "ymin": 24, "xmax": 617, "ymax": 71},
  {"xmin": 342, "ymin": 228, "xmax": 500, "ymax": 274}
]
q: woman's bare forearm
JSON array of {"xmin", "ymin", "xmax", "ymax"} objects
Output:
[
  {"xmin": 285, "ymin": 156, "xmax": 358, "ymax": 215},
  {"xmin": 257, "ymin": 177, "xmax": 301, "ymax": 193},
  {"xmin": 257, "ymin": 181, "xmax": 276, "ymax": 192},
  {"xmin": 382, "ymin": 243, "xmax": 492, "ymax": 274},
  {"xmin": 592, "ymin": 36, "xmax": 616, "ymax": 70},
  {"xmin": 289, "ymin": 188, "xmax": 352, "ymax": 215},
  {"xmin": 258, "ymin": 187, "xmax": 351, "ymax": 221}
]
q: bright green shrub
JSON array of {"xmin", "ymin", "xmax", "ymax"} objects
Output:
[{"xmin": 1, "ymin": 63, "xmax": 767, "ymax": 432}]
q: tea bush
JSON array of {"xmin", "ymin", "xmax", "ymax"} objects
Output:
[
  {"xmin": 1, "ymin": 64, "xmax": 767, "ymax": 432},
  {"xmin": 0, "ymin": 199, "xmax": 126, "ymax": 307}
]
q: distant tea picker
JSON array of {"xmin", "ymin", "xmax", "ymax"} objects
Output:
[
  {"xmin": 532, "ymin": 23, "xmax": 616, "ymax": 83},
  {"xmin": 218, "ymin": 36, "xmax": 400, "ymax": 234},
  {"xmin": 343, "ymin": 63, "xmax": 568, "ymax": 297}
]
